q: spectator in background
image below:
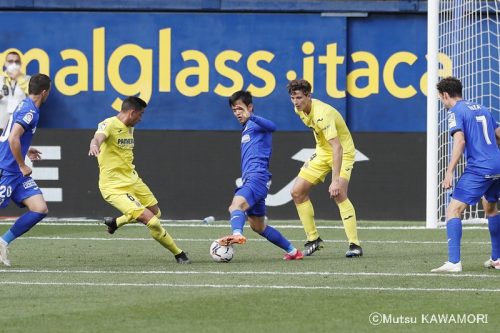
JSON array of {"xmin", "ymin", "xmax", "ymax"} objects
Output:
[{"xmin": 0, "ymin": 51, "xmax": 30, "ymax": 132}]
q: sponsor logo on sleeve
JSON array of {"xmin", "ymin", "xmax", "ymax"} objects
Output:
[
  {"xmin": 447, "ymin": 112, "xmax": 457, "ymax": 128},
  {"xmin": 99, "ymin": 122, "xmax": 108, "ymax": 130},
  {"xmin": 22, "ymin": 112, "xmax": 34, "ymax": 124},
  {"xmin": 241, "ymin": 134, "xmax": 251, "ymax": 143}
]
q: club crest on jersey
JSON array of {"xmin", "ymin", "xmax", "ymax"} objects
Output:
[
  {"xmin": 22, "ymin": 112, "xmax": 34, "ymax": 124},
  {"xmin": 447, "ymin": 112, "xmax": 457, "ymax": 128},
  {"xmin": 241, "ymin": 134, "xmax": 251, "ymax": 143}
]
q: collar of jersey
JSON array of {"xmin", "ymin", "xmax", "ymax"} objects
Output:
[{"xmin": 113, "ymin": 116, "xmax": 130, "ymax": 129}]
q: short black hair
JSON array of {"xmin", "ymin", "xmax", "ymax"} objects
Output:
[
  {"xmin": 287, "ymin": 79, "xmax": 312, "ymax": 95},
  {"xmin": 122, "ymin": 96, "xmax": 147, "ymax": 112},
  {"xmin": 28, "ymin": 73, "xmax": 51, "ymax": 95},
  {"xmin": 436, "ymin": 77, "xmax": 463, "ymax": 98},
  {"xmin": 5, "ymin": 51, "xmax": 21, "ymax": 60},
  {"xmin": 229, "ymin": 90, "xmax": 252, "ymax": 107}
]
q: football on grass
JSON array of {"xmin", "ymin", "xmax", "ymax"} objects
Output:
[{"xmin": 210, "ymin": 241, "xmax": 234, "ymax": 262}]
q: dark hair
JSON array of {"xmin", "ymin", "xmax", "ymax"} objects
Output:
[
  {"xmin": 436, "ymin": 77, "xmax": 462, "ymax": 98},
  {"xmin": 287, "ymin": 79, "xmax": 312, "ymax": 95},
  {"xmin": 28, "ymin": 73, "xmax": 51, "ymax": 95},
  {"xmin": 122, "ymin": 96, "xmax": 147, "ymax": 112},
  {"xmin": 5, "ymin": 51, "xmax": 21, "ymax": 60},
  {"xmin": 229, "ymin": 90, "xmax": 252, "ymax": 107}
]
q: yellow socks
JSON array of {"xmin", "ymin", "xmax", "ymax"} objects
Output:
[
  {"xmin": 296, "ymin": 200, "xmax": 319, "ymax": 241},
  {"xmin": 146, "ymin": 216, "xmax": 182, "ymax": 255},
  {"xmin": 116, "ymin": 215, "xmax": 137, "ymax": 228},
  {"xmin": 338, "ymin": 198, "xmax": 360, "ymax": 245}
]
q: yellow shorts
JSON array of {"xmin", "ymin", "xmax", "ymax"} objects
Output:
[
  {"xmin": 100, "ymin": 178, "xmax": 158, "ymax": 220},
  {"xmin": 298, "ymin": 152, "xmax": 355, "ymax": 185}
]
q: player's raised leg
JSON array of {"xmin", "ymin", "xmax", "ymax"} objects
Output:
[
  {"xmin": 106, "ymin": 193, "xmax": 189, "ymax": 264},
  {"xmin": 0, "ymin": 193, "xmax": 48, "ymax": 266},
  {"xmin": 217, "ymin": 195, "xmax": 248, "ymax": 246},
  {"xmin": 104, "ymin": 215, "xmax": 139, "ymax": 234}
]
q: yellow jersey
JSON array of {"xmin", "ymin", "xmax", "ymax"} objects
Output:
[
  {"xmin": 95, "ymin": 116, "xmax": 139, "ymax": 190},
  {"xmin": 295, "ymin": 98, "xmax": 355, "ymax": 158}
]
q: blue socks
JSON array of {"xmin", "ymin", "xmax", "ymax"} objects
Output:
[
  {"xmin": 229, "ymin": 210, "xmax": 294, "ymax": 253},
  {"xmin": 1, "ymin": 230, "xmax": 16, "ymax": 244},
  {"xmin": 1, "ymin": 211, "xmax": 46, "ymax": 244},
  {"xmin": 446, "ymin": 217, "xmax": 462, "ymax": 264},
  {"xmin": 488, "ymin": 215, "xmax": 500, "ymax": 260},
  {"xmin": 230, "ymin": 210, "xmax": 246, "ymax": 235},
  {"xmin": 260, "ymin": 225, "xmax": 294, "ymax": 253}
]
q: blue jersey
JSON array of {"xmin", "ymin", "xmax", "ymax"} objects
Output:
[
  {"xmin": 0, "ymin": 97, "xmax": 40, "ymax": 174},
  {"xmin": 241, "ymin": 114, "xmax": 276, "ymax": 180},
  {"xmin": 448, "ymin": 100, "xmax": 500, "ymax": 175}
]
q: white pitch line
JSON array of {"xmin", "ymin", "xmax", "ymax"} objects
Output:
[
  {"xmin": 0, "ymin": 281, "xmax": 499, "ymax": 292},
  {"xmin": 17, "ymin": 236, "xmax": 490, "ymax": 245},
  {"xmin": 0, "ymin": 268, "xmax": 498, "ymax": 279},
  {"xmin": 0, "ymin": 221, "xmax": 488, "ymax": 230}
]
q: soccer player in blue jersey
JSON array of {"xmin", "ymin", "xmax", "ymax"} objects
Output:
[
  {"xmin": 0, "ymin": 73, "xmax": 51, "ymax": 266},
  {"xmin": 217, "ymin": 91, "xmax": 303, "ymax": 260},
  {"xmin": 432, "ymin": 77, "xmax": 500, "ymax": 272}
]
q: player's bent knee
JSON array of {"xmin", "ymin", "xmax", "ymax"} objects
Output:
[
  {"xmin": 155, "ymin": 209, "xmax": 161, "ymax": 219},
  {"xmin": 290, "ymin": 188, "xmax": 305, "ymax": 202},
  {"xmin": 483, "ymin": 203, "xmax": 498, "ymax": 217},
  {"xmin": 146, "ymin": 216, "xmax": 161, "ymax": 229},
  {"xmin": 249, "ymin": 217, "xmax": 266, "ymax": 233},
  {"xmin": 126, "ymin": 207, "xmax": 147, "ymax": 223},
  {"xmin": 250, "ymin": 223, "xmax": 265, "ymax": 234},
  {"xmin": 38, "ymin": 207, "xmax": 48, "ymax": 215}
]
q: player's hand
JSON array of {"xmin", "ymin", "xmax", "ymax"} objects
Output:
[
  {"xmin": 88, "ymin": 144, "xmax": 100, "ymax": 157},
  {"xmin": 235, "ymin": 105, "xmax": 251, "ymax": 122},
  {"xmin": 19, "ymin": 164, "xmax": 32, "ymax": 177},
  {"xmin": 329, "ymin": 178, "xmax": 341, "ymax": 198},
  {"xmin": 442, "ymin": 171, "xmax": 453, "ymax": 189},
  {"xmin": 27, "ymin": 147, "xmax": 42, "ymax": 161}
]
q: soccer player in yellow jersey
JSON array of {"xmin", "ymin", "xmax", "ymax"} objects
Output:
[
  {"xmin": 88, "ymin": 96, "xmax": 190, "ymax": 264},
  {"xmin": 287, "ymin": 79, "xmax": 362, "ymax": 258}
]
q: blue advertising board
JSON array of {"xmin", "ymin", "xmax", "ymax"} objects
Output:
[{"xmin": 0, "ymin": 12, "xmax": 438, "ymax": 131}]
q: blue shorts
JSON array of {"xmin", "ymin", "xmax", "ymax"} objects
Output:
[
  {"xmin": 452, "ymin": 169, "xmax": 500, "ymax": 205},
  {"xmin": 235, "ymin": 176, "xmax": 271, "ymax": 217},
  {"xmin": 0, "ymin": 170, "xmax": 43, "ymax": 208}
]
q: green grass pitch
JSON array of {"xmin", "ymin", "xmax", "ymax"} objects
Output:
[{"xmin": 0, "ymin": 219, "xmax": 499, "ymax": 333}]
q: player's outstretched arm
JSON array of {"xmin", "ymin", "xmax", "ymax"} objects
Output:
[
  {"xmin": 250, "ymin": 115, "xmax": 277, "ymax": 132},
  {"xmin": 88, "ymin": 133, "xmax": 106, "ymax": 157}
]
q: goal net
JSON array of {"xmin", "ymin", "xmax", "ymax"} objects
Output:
[{"xmin": 427, "ymin": 0, "xmax": 500, "ymax": 227}]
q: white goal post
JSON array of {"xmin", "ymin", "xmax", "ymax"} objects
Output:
[{"xmin": 427, "ymin": 0, "xmax": 500, "ymax": 228}]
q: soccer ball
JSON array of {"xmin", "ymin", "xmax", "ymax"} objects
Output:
[{"xmin": 210, "ymin": 241, "xmax": 234, "ymax": 262}]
